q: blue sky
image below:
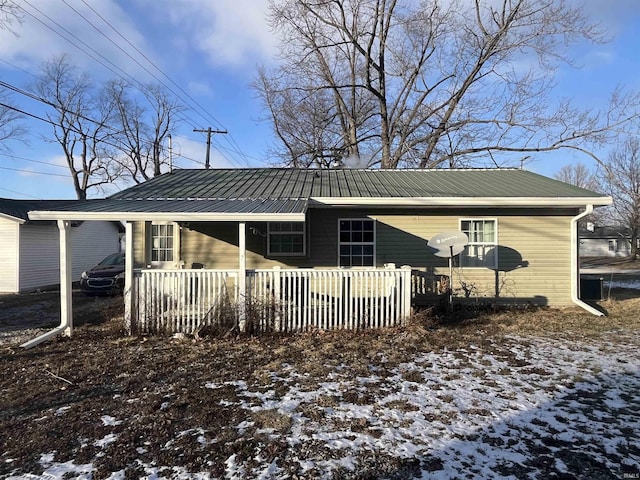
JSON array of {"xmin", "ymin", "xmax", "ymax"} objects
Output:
[{"xmin": 0, "ymin": 0, "xmax": 639, "ymax": 200}]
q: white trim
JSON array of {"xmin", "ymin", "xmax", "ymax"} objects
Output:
[
  {"xmin": 150, "ymin": 221, "xmax": 180, "ymax": 267},
  {"xmin": 124, "ymin": 221, "xmax": 134, "ymax": 334},
  {"xmin": 310, "ymin": 196, "xmax": 612, "ymax": 207},
  {"xmin": 238, "ymin": 222, "xmax": 246, "ymax": 331},
  {"xmin": 338, "ymin": 217, "xmax": 376, "ymax": 267},
  {"xmin": 571, "ymin": 205, "xmax": 604, "ymax": 316},
  {"xmin": 0, "ymin": 212, "xmax": 25, "ymax": 223},
  {"xmin": 27, "ymin": 211, "xmax": 307, "ymax": 222},
  {"xmin": 267, "ymin": 221, "xmax": 307, "ymax": 257},
  {"xmin": 458, "ymin": 218, "xmax": 498, "ymax": 269}
]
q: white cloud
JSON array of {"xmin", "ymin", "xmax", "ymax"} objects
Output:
[
  {"xmin": 0, "ymin": 0, "xmax": 152, "ymax": 79},
  {"xmin": 162, "ymin": 0, "xmax": 277, "ymax": 67},
  {"xmin": 188, "ymin": 81, "xmax": 213, "ymax": 97}
]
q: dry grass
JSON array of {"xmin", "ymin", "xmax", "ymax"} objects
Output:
[{"xmin": 1, "ymin": 289, "xmax": 639, "ymax": 479}]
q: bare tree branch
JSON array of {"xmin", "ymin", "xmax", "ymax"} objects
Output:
[{"xmin": 258, "ymin": 0, "xmax": 636, "ymax": 170}]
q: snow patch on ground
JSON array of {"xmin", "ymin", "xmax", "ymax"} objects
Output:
[{"xmin": 6, "ymin": 334, "xmax": 640, "ymax": 479}]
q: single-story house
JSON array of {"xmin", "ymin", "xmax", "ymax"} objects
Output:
[
  {"xmin": 580, "ymin": 225, "xmax": 635, "ymax": 258},
  {"xmin": 0, "ymin": 198, "xmax": 123, "ymax": 294},
  {"xmin": 21, "ymin": 168, "xmax": 612, "ymax": 346}
]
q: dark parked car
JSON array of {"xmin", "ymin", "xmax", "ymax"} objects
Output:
[{"xmin": 80, "ymin": 252, "xmax": 125, "ymax": 295}]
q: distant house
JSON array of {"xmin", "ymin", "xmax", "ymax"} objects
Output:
[
  {"xmin": 579, "ymin": 225, "xmax": 633, "ymax": 258},
  {"xmin": 24, "ymin": 168, "xmax": 612, "ymax": 341},
  {"xmin": 0, "ymin": 199, "xmax": 123, "ymax": 294}
]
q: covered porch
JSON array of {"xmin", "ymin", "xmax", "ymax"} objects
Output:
[{"xmin": 21, "ymin": 200, "xmax": 431, "ymax": 346}]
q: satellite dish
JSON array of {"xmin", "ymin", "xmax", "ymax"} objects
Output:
[{"xmin": 427, "ymin": 231, "xmax": 469, "ymax": 258}]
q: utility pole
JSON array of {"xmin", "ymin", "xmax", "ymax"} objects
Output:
[{"xmin": 193, "ymin": 127, "xmax": 227, "ymax": 169}]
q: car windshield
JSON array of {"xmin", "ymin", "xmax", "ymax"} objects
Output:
[{"xmin": 99, "ymin": 253, "xmax": 125, "ymax": 266}]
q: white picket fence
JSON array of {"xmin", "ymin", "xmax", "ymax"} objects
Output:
[{"xmin": 131, "ymin": 267, "xmax": 413, "ymax": 334}]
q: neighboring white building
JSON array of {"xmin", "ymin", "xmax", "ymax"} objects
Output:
[
  {"xmin": 579, "ymin": 224, "xmax": 633, "ymax": 258},
  {"xmin": 0, "ymin": 199, "xmax": 123, "ymax": 293}
]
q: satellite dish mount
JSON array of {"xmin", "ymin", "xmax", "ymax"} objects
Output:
[{"xmin": 427, "ymin": 231, "xmax": 469, "ymax": 310}]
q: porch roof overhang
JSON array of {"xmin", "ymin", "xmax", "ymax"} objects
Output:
[{"xmin": 27, "ymin": 198, "xmax": 309, "ymax": 222}]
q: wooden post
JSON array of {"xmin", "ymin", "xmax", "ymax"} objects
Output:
[
  {"xmin": 238, "ymin": 222, "xmax": 247, "ymax": 332},
  {"xmin": 124, "ymin": 221, "xmax": 134, "ymax": 335},
  {"xmin": 58, "ymin": 220, "xmax": 73, "ymax": 336}
]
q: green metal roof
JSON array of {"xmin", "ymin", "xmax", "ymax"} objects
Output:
[
  {"xmin": 108, "ymin": 168, "xmax": 608, "ymax": 201},
  {"xmin": 25, "ymin": 168, "xmax": 611, "ymax": 222}
]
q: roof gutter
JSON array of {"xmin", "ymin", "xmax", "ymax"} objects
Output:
[
  {"xmin": 571, "ymin": 204, "xmax": 604, "ymax": 316},
  {"xmin": 311, "ymin": 196, "xmax": 612, "ymax": 207}
]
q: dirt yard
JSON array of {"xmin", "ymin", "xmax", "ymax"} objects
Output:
[{"xmin": 1, "ymin": 289, "xmax": 639, "ymax": 479}]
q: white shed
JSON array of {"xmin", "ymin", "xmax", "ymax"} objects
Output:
[{"xmin": 0, "ymin": 199, "xmax": 123, "ymax": 293}]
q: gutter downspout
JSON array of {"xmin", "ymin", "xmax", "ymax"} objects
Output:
[
  {"xmin": 21, "ymin": 219, "xmax": 74, "ymax": 348},
  {"xmin": 571, "ymin": 204, "xmax": 604, "ymax": 316}
]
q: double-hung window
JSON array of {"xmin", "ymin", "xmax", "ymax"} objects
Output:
[
  {"xmin": 339, "ymin": 219, "xmax": 375, "ymax": 267},
  {"xmin": 459, "ymin": 219, "xmax": 497, "ymax": 268},
  {"xmin": 268, "ymin": 222, "xmax": 306, "ymax": 256},
  {"xmin": 151, "ymin": 222, "xmax": 176, "ymax": 264}
]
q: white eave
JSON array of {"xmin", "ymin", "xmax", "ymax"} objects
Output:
[
  {"xmin": 310, "ymin": 196, "xmax": 613, "ymax": 207},
  {"xmin": 27, "ymin": 210, "xmax": 307, "ymax": 222},
  {"xmin": 0, "ymin": 212, "xmax": 25, "ymax": 223}
]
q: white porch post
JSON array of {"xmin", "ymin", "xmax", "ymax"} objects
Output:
[
  {"xmin": 58, "ymin": 219, "xmax": 73, "ymax": 336},
  {"xmin": 124, "ymin": 221, "xmax": 134, "ymax": 334},
  {"xmin": 238, "ymin": 222, "xmax": 247, "ymax": 331}
]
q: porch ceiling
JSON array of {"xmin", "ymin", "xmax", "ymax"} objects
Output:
[{"xmin": 27, "ymin": 198, "xmax": 308, "ymax": 222}]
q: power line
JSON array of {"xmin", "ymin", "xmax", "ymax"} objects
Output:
[
  {"xmin": 0, "ymin": 152, "xmax": 68, "ymax": 169},
  {"xmin": 193, "ymin": 127, "xmax": 227, "ymax": 169},
  {"xmin": 58, "ymin": 0, "xmax": 212, "ymax": 133},
  {"xmin": 0, "ymin": 100, "xmax": 204, "ymax": 168},
  {"xmin": 9, "ymin": 1, "xmax": 256, "ymax": 169},
  {"xmin": 69, "ymin": 1, "xmax": 255, "ymax": 168},
  {"xmin": 0, "ymin": 164, "xmax": 69, "ymax": 177},
  {"xmin": 0, "ymin": 186, "xmax": 42, "ymax": 199}
]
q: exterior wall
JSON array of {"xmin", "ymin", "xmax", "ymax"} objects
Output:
[
  {"xmin": 0, "ymin": 218, "xmax": 19, "ymax": 293},
  {"xmin": 580, "ymin": 238, "xmax": 631, "ymax": 258},
  {"xmin": 70, "ymin": 221, "xmax": 122, "ymax": 276},
  {"xmin": 17, "ymin": 221, "xmax": 121, "ymax": 292},
  {"xmin": 18, "ymin": 222, "xmax": 61, "ymax": 291},
  {"xmin": 168, "ymin": 207, "xmax": 577, "ymax": 307}
]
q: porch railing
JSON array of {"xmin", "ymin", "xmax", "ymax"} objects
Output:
[{"xmin": 131, "ymin": 266, "xmax": 414, "ymax": 335}]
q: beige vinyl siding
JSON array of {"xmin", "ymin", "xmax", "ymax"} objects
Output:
[
  {"xmin": 179, "ymin": 210, "xmax": 344, "ymax": 270},
  {"xmin": 0, "ymin": 218, "xmax": 19, "ymax": 293},
  {"xmin": 138, "ymin": 207, "xmax": 577, "ymax": 306},
  {"xmin": 373, "ymin": 211, "xmax": 573, "ymax": 306}
]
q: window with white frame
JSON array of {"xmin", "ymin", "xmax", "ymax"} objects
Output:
[
  {"xmin": 459, "ymin": 219, "xmax": 497, "ymax": 268},
  {"xmin": 151, "ymin": 223, "xmax": 176, "ymax": 263},
  {"xmin": 339, "ymin": 219, "xmax": 375, "ymax": 267},
  {"xmin": 268, "ymin": 222, "xmax": 306, "ymax": 256},
  {"xmin": 608, "ymin": 239, "xmax": 617, "ymax": 252}
]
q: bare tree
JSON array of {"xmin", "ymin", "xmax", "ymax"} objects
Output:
[
  {"xmin": 259, "ymin": 0, "xmax": 640, "ymax": 169},
  {"xmin": 0, "ymin": 0, "xmax": 22, "ymax": 33},
  {"xmin": 107, "ymin": 80, "xmax": 184, "ymax": 183},
  {"xmin": 0, "ymin": 1, "xmax": 24, "ymax": 148},
  {"xmin": 0, "ymin": 90, "xmax": 25, "ymax": 150},
  {"xmin": 554, "ymin": 163, "xmax": 597, "ymax": 190},
  {"xmin": 599, "ymin": 138, "xmax": 640, "ymax": 259},
  {"xmin": 33, "ymin": 55, "xmax": 121, "ymax": 199}
]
